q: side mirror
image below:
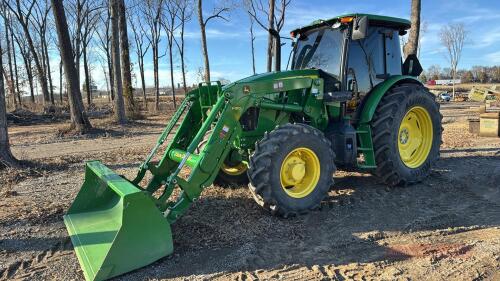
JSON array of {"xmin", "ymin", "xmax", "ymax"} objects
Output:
[
  {"xmin": 402, "ymin": 54, "xmax": 423, "ymax": 77},
  {"xmin": 352, "ymin": 16, "xmax": 368, "ymax": 40}
]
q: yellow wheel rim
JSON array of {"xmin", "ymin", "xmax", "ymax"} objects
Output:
[
  {"xmin": 398, "ymin": 106, "xmax": 433, "ymax": 168},
  {"xmin": 280, "ymin": 147, "xmax": 320, "ymax": 198},
  {"xmin": 221, "ymin": 162, "xmax": 248, "ymax": 176}
]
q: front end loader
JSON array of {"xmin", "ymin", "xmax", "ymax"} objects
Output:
[{"xmin": 65, "ymin": 13, "xmax": 442, "ymax": 280}]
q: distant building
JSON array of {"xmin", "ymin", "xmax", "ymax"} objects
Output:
[{"xmin": 427, "ymin": 79, "xmax": 461, "ymax": 86}]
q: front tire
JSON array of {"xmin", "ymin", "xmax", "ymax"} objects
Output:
[
  {"xmin": 215, "ymin": 150, "xmax": 249, "ymax": 187},
  {"xmin": 248, "ymin": 123, "xmax": 336, "ymax": 217},
  {"xmin": 197, "ymin": 131, "xmax": 249, "ymax": 187},
  {"xmin": 371, "ymin": 83, "xmax": 442, "ymax": 186}
]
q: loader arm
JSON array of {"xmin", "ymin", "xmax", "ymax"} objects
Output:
[
  {"xmin": 133, "ymin": 76, "xmax": 319, "ymax": 222},
  {"xmin": 64, "ymin": 75, "xmax": 321, "ymax": 281}
]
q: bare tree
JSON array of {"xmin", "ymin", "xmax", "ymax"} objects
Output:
[
  {"xmin": 95, "ymin": 10, "xmax": 114, "ymax": 101},
  {"xmin": 248, "ymin": 12, "xmax": 256, "ymax": 74},
  {"xmin": 197, "ymin": 0, "xmax": 230, "ymax": 81},
  {"xmin": 32, "ymin": 0, "xmax": 55, "ymax": 105},
  {"xmin": 2, "ymin": 11, "xmax": 17, "ymax": 107},
  {"xmin": 266, "ymin": 0, "xmax": 274, "ymax": 71},
  {"xmin": 51, "ymin": 0, "xmax": 91, "ymax": 132},
  {"xmin": 65, "ymin": 0, "xmax": 101, "ymax": 104},
  {"xmin": 4, "ymin": 0, "xmax": 51, "ymax": 105},
  {"xmin": 0, "ymin": 28, "xmax": 18, "ymax": 168},
  {"xmin": 129, "ymin": 3, "xmax": 150, "ymax": 105},
  {"xmin": 9, "ymin": 17, "xmax": 20, "ymax": 105},
  {"xmin": 248, "ymin": 0, "xmax": 291, "ymax": 72},
  {"xmin": 440, "ymin": 23, "xmax": 467, "ymax": 98},
  {"xmin": 427, "ymin": 65, "xmax": 441, "ymax": 80},
  {"xmin": 163, "ymin": 0, "xmax": 179, "ymax": 108},
  {"xmin": 59, "ymin": 58, "xmax": 63, "ymax": 103},
  {"xmin": 80, "ymin": 1, "xmax": 100, "ymax": 106},
  {"xmin": 403, "ymin": 0, "xmax": 420, "ymax": 58},
  {"xmin": 173, "ymin": 0, "xmax": 192, "ymax": 93},
  {"xmin": 141, "ymin": 0, "xmax": 165, "ymax": 110},
  {"xmin": 110, "ymin": 0, "xmax": 126, "ymax": 123},
  {"xmin": 118, "ymin": 0, "xmax": 134, "ymax": 117},
  {"xmin": 11, "ymin": 26, "xmax": 35, "ymax": 102}
]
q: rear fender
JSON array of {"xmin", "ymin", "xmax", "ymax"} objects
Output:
[{"xmin": 357, "ymin": 75, "xmax": 421, "ymax": 124}]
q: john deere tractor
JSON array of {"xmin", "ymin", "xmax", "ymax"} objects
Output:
[{"xmin": 64, "ymin": 14, "xmax": 442, "ymax": 280}]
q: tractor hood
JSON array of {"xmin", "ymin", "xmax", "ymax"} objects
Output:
[{"xmin": 222, "ymin": 69, "xmax": 320, "ymax": 90}]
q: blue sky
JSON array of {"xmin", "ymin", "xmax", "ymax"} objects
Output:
[{"xmin": 88, "ymin": 0, "xmax": 500, "ymax": 89}]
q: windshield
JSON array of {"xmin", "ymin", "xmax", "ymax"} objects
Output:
[{"xmin": 292, "ymin": 27, "xmax": 345, "ymax": 79}]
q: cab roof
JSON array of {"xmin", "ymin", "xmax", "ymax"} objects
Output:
[{"xmin": 291, "ymin": 13, "xmax": 411, "ymax": 35}]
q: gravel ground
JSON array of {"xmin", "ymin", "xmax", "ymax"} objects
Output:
[{"xmin": 1, "ymin": 102, "xmax": 499, "ymax": 281}]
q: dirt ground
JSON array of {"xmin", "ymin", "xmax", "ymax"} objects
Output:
[{"xmin": 1, "ymin": 102, "xmax": 499, "ymax": 281}]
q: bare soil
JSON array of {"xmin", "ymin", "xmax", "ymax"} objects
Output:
[{"xmin": 1, "ymin": 102, "xmax": 500, "ymax": 281}]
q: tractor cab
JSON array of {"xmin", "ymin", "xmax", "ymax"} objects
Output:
[{"xmin": 291, "ymin": 14, "xmax": 421, "ymax": 108}]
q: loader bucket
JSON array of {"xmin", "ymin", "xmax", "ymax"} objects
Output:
[{"xmin": 64, "ymin": 161, "xmax": 173, "ymax": 281}]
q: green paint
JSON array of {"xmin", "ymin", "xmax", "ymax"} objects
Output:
[
  {"xmin": 64, "ymin": 161, "xmax": 173, "ymax": 281},
  {"xmin": 168, "ymin": 149, "xmax": 200, "ymax": 168},
  {"xmin": 65, "ymin": 12, "xmax": 426, "ymax": 279},
  {"xmin": 358, "ymin": 75, "xmax": 420, "ymax": 124}
]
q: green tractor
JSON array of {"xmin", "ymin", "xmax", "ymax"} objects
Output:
[{"xmin": 64, "ymin": 14, "xmax": 442, "ymax": 280}]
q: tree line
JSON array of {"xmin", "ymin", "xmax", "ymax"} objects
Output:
[
  {"xmin": 0, "ymin": 0, "xmax": 296, "ymax": 167},
  {"xmin": 422, "ymin": 65, "xmax": 500, "ymax": 84},
  {"xmin": 0, "ymin": 0, "xmax": 296, "ymax": 122}
]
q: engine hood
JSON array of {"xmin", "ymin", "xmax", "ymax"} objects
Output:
[{"xmin": 222, "ymin": 69, "xmax": 320, "ymax": 90}]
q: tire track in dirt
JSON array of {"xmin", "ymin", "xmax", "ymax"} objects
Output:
[{"xmin": 0, "ymin": 237, "xmax": 72, "ymax": 280}]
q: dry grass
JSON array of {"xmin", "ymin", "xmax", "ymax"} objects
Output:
[{"xmin": 428, "ymin": 83, "xmax": 500, "ymax": 92}]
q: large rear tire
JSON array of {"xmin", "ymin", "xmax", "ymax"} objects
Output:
[
  {"xmin": 248, "ymin": 123, "xmax": 335, "ymax": 217},
  {"xmin": 371, "ymin": 83, "xmax": 442, "ymax": 186}
]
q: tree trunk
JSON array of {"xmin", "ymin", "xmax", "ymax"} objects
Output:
[
  {"xmin": 59, "ymin": 59, "xmax": 63, "ymax": 103},
  {"xmin": 274, "ymin": 32, "xmax": 281, "ymax": 71},
  {"xmin": 139, "ymin": 57, "xmax": 146, "ymax": 105},
  {"xmin": 4, "ymin": 17, "xmax": 16, "ymax": 108},
  {"xmin": 19, "ymin": 51, "xmax": 35, "ymax": 103},
  {"xmin": 179, "ymin": 24, "xmax": 187, "ymax": 93},
  {"xmin": 43, "ymin": 40, "xmax": 55, "ymax": 104},
  {"xmin": 0, "ymin": 38, "xmax": 18, "ymax": 168},
  {"xmin": 452, "ymin": 69, "xmax": 456, "ymax": 99},
  {"xmin": 110, "ymin": 0, "xmax": 126, "ymax": 124},
  {"xmin": 198, "ymin": 0, "xmax": 210, "ymax": 82},
  {"xmin": 51, "ymin": 0, "xmax": 91, "ymax": 132},
  {"xmin": 168, "ymin": 40, "xmax": 176, "ymax": 109},
  {"xmin": 250, "ymin": 19, "xmax": 256, "ymax": 75},
  {"xmin": 11, "ymin": 29, "xmax": 21, "ymax": 106},
  {"xmin": 21, "ymin": 23, "xmax": 51, "ymax": 105},
  {"xmin": 75, "ymin": 2, "xmax": 82, "ymax": 90},
  {"xmin": 153, "ymin": 45, "xmax": 159, "ymax": 111},
  {"xmin": 83, "ymin": 44, "xmax": 91, "ymax": 106},
  {"xmin": 266, "ymin": 0, "xmax": 275, "ymax": 72},
  {"xmin": 403, "ymin": 0, "xmax": 421, "ymax": 58},
  {"xmin": 27, "ymin": 63, "xmax": 35, "ymax": 103},
  {"xmin": 118, "ymin": 0, "xmax": 135, "ymax": 117},
  {"xmin": 106, "ymin": 47, "xmax": 114, "ymax": 101}
]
